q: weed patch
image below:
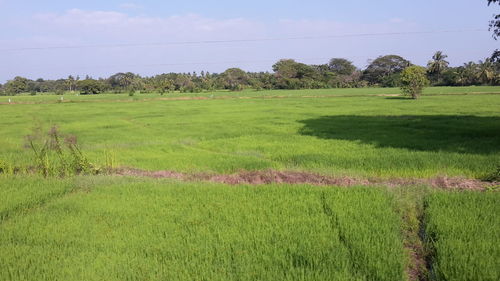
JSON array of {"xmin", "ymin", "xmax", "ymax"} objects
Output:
[{"xmin": 23, "ymin": 125, "xmax": 102, "ymax": 177}]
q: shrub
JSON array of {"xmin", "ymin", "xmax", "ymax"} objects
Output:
[
  {"xmin": 400, "ymin": 66, "xmax": 429, "ymax": 99},
  {"xmin": 24, "ymin": 125, "xmax": 98, "ymax": 177}
]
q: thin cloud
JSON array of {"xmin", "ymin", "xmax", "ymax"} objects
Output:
[
  {"xmin": 31, "ymin": 9, "xmax": 416, "ymax": 43},
  {"xmin": 119, "ymin": 3, "xmax": 143, "ymax": 10},
  {"xmin": 389, "ymin": 18, "xmax": 405, "ymax": 23},
  {"xmin": 5, "ymin": 9, "xmax": 493, "ymax": 82}
]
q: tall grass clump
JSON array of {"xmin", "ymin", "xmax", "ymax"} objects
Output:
[
  {"xmin": 0, "ymin": 159, "xmax": 15, "ymax": 175},
  {"xmin": 484, "ymin": 166, "xmax": 500, "ymax": 182},
  {"xmin": 424, "ymin": 191, "xmax": 500, "ymax": 281},
  {"xmin": 24, "ymin": 125, "xmax": 98, "ymax": 177}
]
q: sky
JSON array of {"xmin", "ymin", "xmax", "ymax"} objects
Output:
[{"xmin": 0, "ymin": 0, "xmax": 498, "ymax": 82}]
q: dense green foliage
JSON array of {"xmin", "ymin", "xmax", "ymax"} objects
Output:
[
  {"xmin": 362, "ymin": 55, "xmax": 410, "ymax": 86},
  {"xmin": 0, "ymin": 177, "xmax": 407, "ymax": 281},
  {"xmin": 1, "ymin": 54, "xmax": 498, "ymax": 96},
  {"xmin": 424, "ymin": 191, "xmax": 500, "ymax": 281},
  {"xmin": 1, "ymin": 87, "xmax": 499, "ymax": 179},
  {"xmin": 427, "ymin": 51, "xmax": 449, "ymax": 84},
  {"xmin": 77, "ymin": 79, "xmax": 106, "ymax": 95},
  {"xmin": 400, "ymin": 66, "xmax": 430, "ymax": 99}
]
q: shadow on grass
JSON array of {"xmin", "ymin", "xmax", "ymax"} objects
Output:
[{"xmin": 299, "ymin": 115, "xmax": 500, "ymax": 154}]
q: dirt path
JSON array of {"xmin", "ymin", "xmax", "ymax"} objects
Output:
[{"xmin": 113, "ymin": 168, "xmax": 497, "ymax": 190}]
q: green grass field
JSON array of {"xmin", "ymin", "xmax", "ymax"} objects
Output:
[
  {"xmin": 1, "ymin": 86, "xmax": 499, "ymax": 104},
  {"xmin": 1, "ymin": 87, "xmax": 499, "ymax": 178},
  {"xmin": 424, "ymin": 191, "xmax": 500, "ymax": 281},
  {"xmin": 1, "ymin": 87, "xmax": 499, "ymax": 280},
  {"xmin": 0, "ymin": 177, "xmax": 407, "ymax": 281},
  {"xmin": 0, "ymin": 176, "xmax": 498, "ymax": 281}
]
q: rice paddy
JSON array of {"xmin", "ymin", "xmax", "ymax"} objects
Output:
[{"xmin": 0, "ymin": 87, "xmax": 499, "ymax": 280}]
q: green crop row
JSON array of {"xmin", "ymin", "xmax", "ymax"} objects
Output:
[
  {"xmin": 0, "ymin": 177, "xmax": 406, "ymax": 281},
  {"xmin": 1, "ymin": 177, "xmax": 498, "ymax": 280},
  {"xmin": 424, "ymin": 191, "xmax": 500, "ymax": 281}
]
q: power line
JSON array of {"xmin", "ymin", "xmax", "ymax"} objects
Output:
[
  {"xmin": 0, "ymin": 28, "xmax": 488, "ymax": 52},
  {"xmin": 19, "ymin": 47, "xmax": 490, "ymax": 71},
  {"xmin": 20, "ymin": 57, "xmax": 334, "ymax": 71}
]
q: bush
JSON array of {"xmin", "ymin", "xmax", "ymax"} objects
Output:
[
  {"xmin": 24, "ymin": 125, "xmax": 99, "ymax": 177},
  {"xmin": 77, "ymin": 79, "xmax": 104, "ymax": 95},
  {"xmin": 400, "ymin": 66, "xmax": 429, "ymax": 99}
]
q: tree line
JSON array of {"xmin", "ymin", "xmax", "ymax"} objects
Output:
[{"xmin": 1, "ymin": 52, "xmax": 499, "ymax": 96}]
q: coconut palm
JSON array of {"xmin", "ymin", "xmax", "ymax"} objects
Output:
[
  {"xmin": 478, "ymin": 58, "xmax": 496, "ymax": 85},
  {"xmin": 462, "ymin": 62, "xmax": 479, "ymax": 85},
  {"xmin": 427, "ymin": 51, "xmax": 449, "ymax": 84},
  {"xmin": 454, "ymin": 68, "xmax": 467, "ymax": 86}
]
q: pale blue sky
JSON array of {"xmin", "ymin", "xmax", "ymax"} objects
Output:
[{"xmin": 0, "ymin": 0, "xmax": 498, "ymax": 82}]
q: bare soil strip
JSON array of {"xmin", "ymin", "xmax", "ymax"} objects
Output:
[
  {"xmin": 113, "ymin": 168, "xmax": 497, "ymax": 190},
  {"xmin": 406, "ymin": 242, "xmax": 428, "ymax": 281},
  {"xmin": 404, "ymin": 205, "xmax": 429, "ymax": 281}
]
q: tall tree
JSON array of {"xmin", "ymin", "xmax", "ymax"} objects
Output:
[
  {"xmin": 462, "ymin": 62, "xmax": 480, "ymax": 85},
  {"xmin": 67, "ymin": 75, "xmax": 76, "ymax": 91},
  {"xmin": 328, "ymin": 58, "xmax": 357, "ymax": 76},
  {"xmin": 272, "ymin": 59, "xmax": 318, "ymax": 89},
  {"xmin": 487, "ymin": 1, "xmax": 500, "ymax": 63},
  {"xmin": 363, "ymin": 55, "xmax": 410, "ymax": 86},
  {"xmin": 4, "ymin": 76, "xmax": 29, "ymax": 95},
  {"xmin": 427, "ymin": 51, "xmax": 449, "ymax": 84},
  {"xmin": 488, "ymin": 0, "xmax": 500, "ymax": 39},
  {"xmin": 77, "ymin": 79, "xmax": 105, "ymax": 95},
  {"xmin": 107, "ymin": 72, "xmax": 137, "ymax": 91},
  {"xmin": 478, "ymin": 58, "xmax": 497, "ymax": 85},
  {"xmin": 220, "ymin": 68, "xmax": 249, "ymax": 91}
]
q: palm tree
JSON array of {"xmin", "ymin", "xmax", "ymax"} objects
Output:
[
  {"xmin": 427, "ymin": 51, "xmax": 449, "ymax": 84},
  {"xmin": 478, "ymin": 58, "xmax": 496, "ymax": 85},
  {"xmin": 463, "ymin": 62, "xmax": 479, "ymax": 85},
  {"xmin": 454, "ymin": 67, "xmax": 467, "ymax": 86}
]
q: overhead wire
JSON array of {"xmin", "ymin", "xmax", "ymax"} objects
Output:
[{"xmin": 0, "ymin": 28, "xmax": 488, "ymax": 52}]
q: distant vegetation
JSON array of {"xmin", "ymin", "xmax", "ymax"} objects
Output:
[{"xmin": 1, "ymin": 52, "xmax": 499, "ymax": 96}]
